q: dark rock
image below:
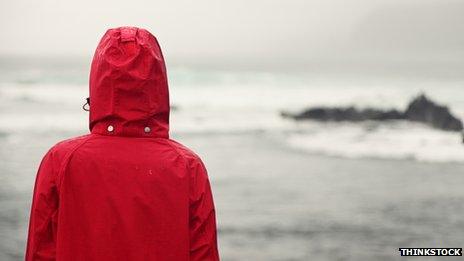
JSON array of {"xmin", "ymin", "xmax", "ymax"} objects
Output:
[
  {"xmin": 281, "ymin": 107, "xmax": 404, "ymax": 122},
  {"xmin": 281, "ymin": 93, "xmax": 463, "ymax": 132},
  {"xmin": 405, "ymin": 94, "xmax": 463, "ymax": 131}
]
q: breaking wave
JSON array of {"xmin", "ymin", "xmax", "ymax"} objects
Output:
[{"xmin": 285, "ymin": 121, "xmax": 464, "ymax": 163}]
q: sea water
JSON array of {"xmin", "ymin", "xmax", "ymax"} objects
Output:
[
  {"xmin": 1, "ymin": 58, "xmax": 464, "ymax": 260},
  {"xmin": 2, "ymin": 61, "xmax": 464, "ymax": 162}
]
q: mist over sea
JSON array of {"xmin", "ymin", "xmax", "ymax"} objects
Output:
[{"xmin": 1, "ymin": 57, "xmax": 464, "ymax": 260}]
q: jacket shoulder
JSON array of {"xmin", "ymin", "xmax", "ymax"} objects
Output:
[
  {"xmin": 43, "ymin": 134, "xmax": 92, "ymax": 167},
  {"xmin": 36, "ymin": 134, "xmax": 92, "ymax": 184},
  {"xmin": 164, "ymin": 139, "xmax": 210, "ymax": 182},
  {"xmin": 163, "ymin": 139, "xmax": 204, "ymax": 164},
  {"xmin": 48, "ymin": 134, "xmax": 92, "ymax": 156}
]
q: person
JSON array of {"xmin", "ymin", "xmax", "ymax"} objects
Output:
[{"xmin": 25, "ymin": 27, "xmax": 219, "ymax": 261}]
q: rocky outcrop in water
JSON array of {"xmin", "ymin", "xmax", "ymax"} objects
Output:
[
  {"xmin": 281, "ymin": 94, "xmax": 463, "ymax": 132},
  {"xmin": 404, "ymin": 95, "xmax": 463, "ymax": 131},
  {"xmin": 281, "ymin": 107, "xmax": 404, "ymax": 122}
]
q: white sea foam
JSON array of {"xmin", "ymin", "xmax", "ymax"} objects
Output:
[{"xmin": 286, "ymin": 121, "xmax": 464, "ymax": 163}]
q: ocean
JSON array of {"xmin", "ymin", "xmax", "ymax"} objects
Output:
[{"xmin": 1, "ymin": 58, "xmax": 464, "ymax": 260}]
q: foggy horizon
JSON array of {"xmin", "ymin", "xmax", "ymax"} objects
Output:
[{"xmin": 1, "ymin": 0, "xmax": 463, "ymax": 73}]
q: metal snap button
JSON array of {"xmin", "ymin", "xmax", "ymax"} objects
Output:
[
  {"xmin": 144, "ymin": 126, "xmax": 151, "ymax": 133},
  {"xmin": 107, "ymin": 125, "xmax": 114, "ymax": 132}
]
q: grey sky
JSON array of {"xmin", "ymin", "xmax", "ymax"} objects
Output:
[{"xmin": 1, "ymin": 0, "xmax": 463, "ymax": 70}]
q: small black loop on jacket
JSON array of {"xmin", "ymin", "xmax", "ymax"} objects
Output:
[{"xmin": 82, "ymin": 97, "xmax": 90, "ymax": 111}]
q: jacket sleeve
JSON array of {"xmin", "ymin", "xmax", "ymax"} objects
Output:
[
  {"xmin": 25, "ymin": 150, "xmax": 59, "ymax": 261},
  {"xmin": 189, "ymin": 159, "xmax": 219, "ymax": 260}
]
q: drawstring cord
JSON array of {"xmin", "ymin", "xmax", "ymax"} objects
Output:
[{"xmin": 82, "ymin": 97, "xmax": 90, "ymax": 111}]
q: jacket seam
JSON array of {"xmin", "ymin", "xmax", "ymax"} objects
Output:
[
  {"xmin": 89, "ymin": 132, "xmax": 169, "ymax": 139},
  {"xmin": 162, "ymin": 140, "xmax": 193, "ymax": 168},
  {"xmin": 162, "ymin": 140, "xmax": 194, "ymax": 255},
  {"xmin": 25, "ymin": 154, "xmax": 52, "ymax": 261},
  {"xmin": 56, "ymin": 135, "xmax": 94, "ymax": 190}
]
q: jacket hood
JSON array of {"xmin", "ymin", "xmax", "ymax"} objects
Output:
[{"xmin": 89, "ymin": 27, "xmax": 169, "ymax": 138}]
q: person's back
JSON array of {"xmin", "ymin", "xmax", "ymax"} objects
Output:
[{"xmin": 25, "ymin": 27, "xmax": 219, "ymax": 261}]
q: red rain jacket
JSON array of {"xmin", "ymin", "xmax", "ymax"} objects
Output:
[{"xmin": 25, "ymin": 27, "xmax": 219, "ymax": 261}]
